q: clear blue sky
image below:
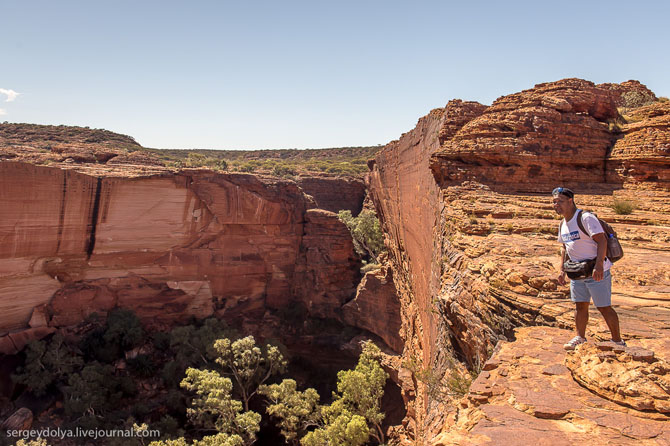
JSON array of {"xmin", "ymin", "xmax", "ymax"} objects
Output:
[{"xmin": 1, "ymin": 0, "xmax": 668, "ymax": 150}]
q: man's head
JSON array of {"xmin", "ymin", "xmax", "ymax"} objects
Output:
[{"xmin": 552, "ymin": 187, "xmax": 576, "ymax": 217}]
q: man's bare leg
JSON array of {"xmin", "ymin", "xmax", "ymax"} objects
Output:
[
  {"xmin": 575, "ymin": 302, "xmax": 590, "ymax": 338},
  {"xmin": 597, "ymin": 305, "xmax": 621, "ymax": 342}
]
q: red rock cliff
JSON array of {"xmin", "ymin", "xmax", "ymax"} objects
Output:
[
  {"xmin": 0, "ymin": 161, "xmax": 384, "ymax": 354},
  {"xmin": 369, "ymin": 79, "xmax": 670, "ymax": 444}
]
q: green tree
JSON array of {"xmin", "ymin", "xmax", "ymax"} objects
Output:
[
  {"xmin": 168, "ymin": 367, "xmax": 260, "ymax": 446},
  {"xmin": 214, "ymin": 336, "xmax": 287, "ymax": 411},
  {"xmin": 103, "ymin": 308, "xmax": 145, "ymax": 350},
  {"xmin": 301, "ymin": 341, "xmax": 388, "ymax": 445},
  {"xmin": 12, "ymin": 334, "xmax": 83, "ymax": 396},
  {"xmin": 16, "ymin": 439, "xmax": 50, "ymax": 446},
  {"xmin": 301, "ymin": 405, "xmax": 369, "ymax": 446},
  {"xmin": 258, "ymin": 379, "xmax": 320, "ymax": 445},
  {"xmin": 337, "ymin": 210, "xmax": 385, "ymax": 262},
  {"xmin": 149, "ymin": 433, "xmax": 244, "ymax": 446},
  {"xmin": 162, "ymin": 318, "xmax": 237, "ymax": 387},
  {"xmin": 80, "ymin": 308, "xmax": 144, "ymax": 362},
  {"xmin": 63, "ymin": 362, "xmax": 136, "ymax": 428}
]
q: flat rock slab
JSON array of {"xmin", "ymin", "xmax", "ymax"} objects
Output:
[{"xmin": 431, "ymin": 326, "xmax": 670, "ymax": 445}]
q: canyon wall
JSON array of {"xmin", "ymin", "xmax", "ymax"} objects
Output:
[
  {"xmin": 1, "ymin": 79, "xmax": 668, "ymax": 444},
  {"xmin": 0, "ymin": 161, "xmax": 401, "ymax": 356},
  {"xmin": 369, "ymin": 79, "xmax": 670, "ymax": 444}
]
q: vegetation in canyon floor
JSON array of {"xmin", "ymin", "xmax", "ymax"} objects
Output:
[{"xmin": 3, "ymin": 310, "xmax": 389, "ymax": 446}]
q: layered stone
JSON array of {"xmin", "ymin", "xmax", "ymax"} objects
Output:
[
  {"xmin": 431, "ymin": 79, "xmax": 619, "ymax": 190},
  {"xmin": 0, "ymin": 162, "xmax": 382, "ymax": 353},
  {"xmin": 369, "ymin": 78, "xmax": 670, "ymax": 443},
  {"xmin": 607, "ymin": 102, "xmax": 670, "ymax": 188}
]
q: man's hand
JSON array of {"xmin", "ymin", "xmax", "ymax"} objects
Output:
[
  {"xmin": 592, "ymin": 264, "xmax": 604, "ymax": 282},
  {"xmin": 592, "ymin": 232, "xmax": 607, "ymax": 282},
  {"xmin": 557, "ymin": 271, "xmax": 567, "ymax": 286}
]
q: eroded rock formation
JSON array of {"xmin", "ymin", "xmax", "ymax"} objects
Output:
[
  {"xmin": 432, "ymin": 327, "xmax": 670, "ymax": 445},
  {"xmin": 368, "ymin": 78, "xmax": 670, "ymax": 444},
  {"xmin": 1, "ymin": 78, "xmax": 669, "ymax": 445},
  {"xmin": 0, "ymin": 160, "xmax": 400, "ymax": 356}
]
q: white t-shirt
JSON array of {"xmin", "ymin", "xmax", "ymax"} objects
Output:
[{"xmin": 558, "ymin": 210, "xmax": 612, "ymax": 271}]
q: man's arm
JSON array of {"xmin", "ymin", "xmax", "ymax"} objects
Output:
[
  {"xmin": 592, "ymin": 232, "xmax": 607, "ymax": 282},
  {"xmin": 558, "ymin": 245, "xmax": 567, "ymax": 286}
]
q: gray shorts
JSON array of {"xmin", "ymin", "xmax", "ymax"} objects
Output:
[{"xmin": 570, "ymin": 270, "xmax": 612, "ymax": 307}]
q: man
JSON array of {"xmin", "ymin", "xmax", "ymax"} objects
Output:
[{"xmin": 552, "ymin": 187, "xmax": 625, "ymax": 350}]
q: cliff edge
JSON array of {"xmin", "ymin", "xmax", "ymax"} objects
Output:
[{"xmin": 369, "ymin": 78, "xmax": 670, "ymax": 444}]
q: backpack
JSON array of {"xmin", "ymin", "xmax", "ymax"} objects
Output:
[{"xmin": 561, "ymin": 210, "xmax": 624, "ymax": 262}]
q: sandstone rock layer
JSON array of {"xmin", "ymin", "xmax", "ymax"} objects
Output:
[
  {"xmin": 369, "ymin": 79, "xmax": 670, "ymax": 444},
  {"xmin": 0, "ymin": 162, "xmax": 397, "ymax": 354}
]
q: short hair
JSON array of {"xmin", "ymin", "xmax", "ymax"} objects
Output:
[{"xmin": 552, "ymin": 187, "xmax": 574, "ymax": 199}]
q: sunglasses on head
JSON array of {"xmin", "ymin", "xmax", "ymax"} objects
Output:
[{"xmin": 552, "ymin": 187, "xmax": 574, "ymax": 198}]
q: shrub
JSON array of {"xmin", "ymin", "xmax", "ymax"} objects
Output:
[
  {"xmin": 337, "ymin": 210, "xmax": 386, "ymax": 261},
  {"xmin": 273, "ymin": 163, "xmax": 296, "ymax": 178},
  {"xmin": 63, "ymin": 362, "xmax": 137, "ymax": 428},
  {"xmin": 16, "ymin": 440, "xmax": 49, "ymax": 446},
  {"xmin": 360, "ymin": 262, "xmax": 380, "ymax": 274},
  {"xmin": 239, "ymin": 162, "xmax": 257, "ymax": 172},
  {"xmin": 302, "ymin": 341, "xmax": 388, "ymax": 446},
  {"xmin": 402, "ymin": 355, "xmax": 473, "ymax": 403},
  {"xmin": 127, "ymin": 354, "xmax": 156, "ymax": 378},
  {"xmin": 12, "ymin": 334, "xmax": 83, "ymax": 396},
  {"xmin": 81, "ymin": 308, "xmax": 144, "ymax": 362},
  {"xmin": 612, "ymin": 199, "xmax": 635, "ymax": 215}
]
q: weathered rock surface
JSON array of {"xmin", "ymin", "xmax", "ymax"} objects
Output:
[
  {"xmin": 342, "ymin": 264, "xmax": 403, "ymax": 353},
  {"xmin": 0, "ymin": 407, "xmax": 33, "ymax": 431},
  {"xmin": 431, "ymin": 79, "xmax": 621, "ymax": 189},
  {"xmin": 0, "ymin": 160, "xmax": 395, "ymax": 354},
  {"xmin": 369, "ymin": 79, "xmax": 670, "ymax": 444},
  {"xmin": 431, "ymin": 327, "xmax": 670, "ymax": 445},
  {"xmin": 289, "ymin": 208, "xmax": 361, "ymax": 318},
  {"xmin": 566, "ymin": 343, "xmax": 670, "ymax": 413},
  {"xmin": 599, "ymin": 80, "xmax": 658, "ymax": 108},
  {"xmin": 2, "ymin": 78, "xmax": 669, "ymax": 445},
  {"xmin": 608, "ymin": 101, "xmax": 670, "ymax": 188},
  {"xmin": 296, "ymin": 176, "xmax": 367, "ymax": 215}
]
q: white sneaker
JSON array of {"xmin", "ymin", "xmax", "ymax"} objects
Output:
[{"xmin": 564, "ymin": 336, "xmax": 587, "ymax": 351}]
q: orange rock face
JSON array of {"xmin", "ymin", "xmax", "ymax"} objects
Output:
[
  {"xmin": 608, "ymin": 101, "xmax": 670, "ymax": 188},
  {"xmin": 431, "ymin": 79, "xmax": 620, "ymax": 189},
  {"xmin": 566, "ymin": 342, "xmax": 670, "ymax": 414},
  {"xmin": 289, "ymin": 208, "xmax": 361, "ymax": 318},
  {"xmin": 369, "ymin": 79, "xmax": 670, "ymax": 444},
  {"xmin": 431, "ymin": 327, "xmax": 670, "ymax": 446},
  {"xmin": 342, "ymin": 264, "xmax": 403, "ymax": 353},
  {"xmin": 296, "ymin": 177, "xmax": 367, "ymax": 215},
  {"xmin": 0, "ymin": 161, "xmax": 387, "ymax": 354}
]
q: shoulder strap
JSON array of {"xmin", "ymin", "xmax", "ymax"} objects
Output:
[{"xmin": 576, "ymin": 210, "xmax": 591, "ymax": 238}]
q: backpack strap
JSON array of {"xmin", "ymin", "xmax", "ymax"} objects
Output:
[{"xmin": 575, "ymin": 210, "xmax": 592, "ymax": 238}]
